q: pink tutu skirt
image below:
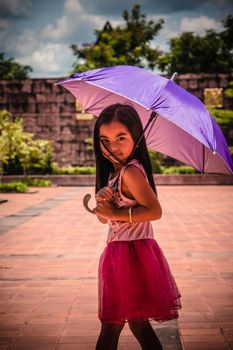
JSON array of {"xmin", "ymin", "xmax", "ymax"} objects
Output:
[{"xmin": 98, "ymin": 238, "xmax": 181, "ymax": 324}]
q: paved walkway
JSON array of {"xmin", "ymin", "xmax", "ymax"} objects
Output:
[{"xmin": 0, "ymin": 185, "xmax": 232, "ymax": 350}]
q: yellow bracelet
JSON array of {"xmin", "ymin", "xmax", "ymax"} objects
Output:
[{"xmin": 129, "ymin": 207, "xmax": 132, "ymax": 224}]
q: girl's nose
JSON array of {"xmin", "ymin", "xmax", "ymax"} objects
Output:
[{"xmin": 109, "ymin": 141, "xmax": 119, "ymax": 151}]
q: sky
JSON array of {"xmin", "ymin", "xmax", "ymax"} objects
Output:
[{"xmin": 0, "ymin": 0, "xmax": 232, "ymax": 78}]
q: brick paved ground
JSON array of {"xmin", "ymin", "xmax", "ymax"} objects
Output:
[{"xmin": 0, "ymin": 185, "xmax": 232, "ymax": 350}]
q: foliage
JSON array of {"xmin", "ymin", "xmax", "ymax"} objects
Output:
[
  {"xmin": 158, "ymin": 14, "xmax": 233, "ymax": 74},
  {"xmin": 148, "ymin": 149, "xmax": 162, "ymax": 173},
  {"xmin": 229, "ymin": 146, "xmax": 233, "ymax": 157},
  {"xmin": 224, "ymin": 81, "xmax": 233, "ymax": 98},
  {"xmin": 208, "ymin": 108, "xmax": 233, "ymax": 145},
  {"xmin": 0, "ymin": 52, "xmax": 32, "ymax": 79},
  {"xmin": 51, "ymin": 162, "xmax": 96, "ymax": 175},
  {"xmin": 0, "ymin": 110, "xmax": 53, "ymax": 175},
  {"xmin": 84, "ymin": 138, "xmax": 94, "ymax": 151},
  {"xmin": 71, "ymin": 4, "xmax": 164, "ymax": 72},
  {"xmin": 20, "ymin": 179, "xmax": 52, "ymax": 186},
  {"xmin": 162, "ymin": 165, "xmax": 197, "ymax": 174},
  {"xmin": 0, "ymin": 181, "xmax": 28, "ymax": 193}
]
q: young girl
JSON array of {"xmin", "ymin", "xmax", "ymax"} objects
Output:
[{"xmin": 93, "ymin": 104, "xmax": 181, "ymax": 350}]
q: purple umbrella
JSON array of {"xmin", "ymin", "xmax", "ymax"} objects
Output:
[{"xmin": 58, "ymin": 65, "xmax": 233, "ymax": 174}]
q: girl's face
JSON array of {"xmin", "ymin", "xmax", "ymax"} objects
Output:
[{"xmin": 99, "ymin": 121, "xmax": 135, "ymax": 166}]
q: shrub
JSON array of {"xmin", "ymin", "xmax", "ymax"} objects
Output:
[
  {"xmin": 20, "ymin": 179, "xmax": 52, "ymax": 187},
  {"xmin": 0, "ymin": 181, "xmax": 28, "ymax": 193},
  {"xmin": 51, "ymin": 162, "xmax": 96, "ymax": 175},
  {"xmin": 148, "ymin": 149, "xmax": 162, "ymax": 173},
  {"xmin": 162, "ymin": 165, "xmax": 197, "ymax": 174},
  {"xmin": 0, "ymin": 110, "xmax": 53, "ymax": 175},
  {"xmin": 208, "ymin": 108, "xmax": 233, "ymax": 145}
]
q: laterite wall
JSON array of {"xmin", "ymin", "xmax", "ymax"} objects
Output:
[{"xmin": 0, "ymin": 74, "xmax": 232, "ymax": 166}]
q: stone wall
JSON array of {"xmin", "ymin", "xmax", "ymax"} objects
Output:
[
  {"xmin": 0, "ymin": 78, "xmax": 95, "ymax": 166},
  {"xmin": 177, "ymin": 73, "xmax": 233, "ymax": 109},
  {"xmin": 0, "ymin": 73, "xmax": 232, "ymax": 166}
]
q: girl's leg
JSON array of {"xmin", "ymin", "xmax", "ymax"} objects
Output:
[
  {"xmin": 128, "ymin": 320, "xmax": 163, "ymax": 350},
  {"xmin": 95, "ymin": 322, "xmax": 125, "ymax": 350}
]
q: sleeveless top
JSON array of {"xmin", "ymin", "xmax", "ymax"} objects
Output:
[{"xmin": 107, "ymin": 159, "xmax": 154, "ymax": 243}]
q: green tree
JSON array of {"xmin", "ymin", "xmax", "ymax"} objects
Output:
[
  {"xmin": 71, "ymin": 4, "xmax": 164, "ymax": 72},
  {"xmin": 158, "ymin": 14, "xmax": 233, "ymax": 75},
  {"xmin": 0, "ymin": 52, "xmax": 32, "ymax": 79}
]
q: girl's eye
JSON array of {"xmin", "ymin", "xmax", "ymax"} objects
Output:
[
  {"xmin": 117, "ymin": 137, "xmax": 125, "ymax": 142},
  {"xmin": 100, "ymin": 139, "xmax": 109, "ymax": 144}
]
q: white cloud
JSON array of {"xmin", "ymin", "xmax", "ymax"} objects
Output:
[
  {"xmin": 64, "ymin": 0, "xmax": 83, "ymax": 14},
  {"xmin": 41, "ymin": 15, "xmax": 73, "ymax": 41},
  {"xmin": 180, "ymin": 16, "xmax": 223, "ymax": 35},
  {"xmin": 41, "ymin": 0, "xmax": 106, "ymax": 43},
  {"xmin": 17, "ymin": 42, "xmax": 74, "ymax": 77},
  {"xmin": 14, "ymin": 29, "xmax": 38, "ymax": 56},
  {"xmin": 5, "ymin": 0, "xmax": 108, "ymax": 77}
]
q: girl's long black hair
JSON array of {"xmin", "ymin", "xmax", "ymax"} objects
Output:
[{"xmin": 94, "ymin": 104, "xmax": 157, "ymax": 195}]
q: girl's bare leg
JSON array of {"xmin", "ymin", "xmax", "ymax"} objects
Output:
[
  {"xmin": 128, "ymin": 320, "xmax": 163, "ymax": 350},
  {"xmin": 95, "ymin": 322, "xmax": 125, "ymax": 350}
]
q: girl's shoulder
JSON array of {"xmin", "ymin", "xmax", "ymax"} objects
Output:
[{"xmin": 121, "ymin": 159, "xmax": 147, "ymax": 179}]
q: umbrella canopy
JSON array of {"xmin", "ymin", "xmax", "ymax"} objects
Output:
[{"xmin": 58, "ymin": 65, "xmax": 233, "ymax": 174}]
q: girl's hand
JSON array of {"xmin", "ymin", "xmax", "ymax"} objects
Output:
[
  {"xmin": 95, "ymin": 186, "xmax": 113, "ymax": 202},
  {"xmin": 93, "ymin": 200, "xmax": 116, "ymax": 220}
]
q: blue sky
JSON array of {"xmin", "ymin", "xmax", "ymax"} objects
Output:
[{"xmin": 0, "ymin": 0, "xmax": 232, "ymax": 78}]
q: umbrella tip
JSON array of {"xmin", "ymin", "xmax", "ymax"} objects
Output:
[{"xmin": 171, "ymin": 72, "xmax": 178, "ymax": 82}]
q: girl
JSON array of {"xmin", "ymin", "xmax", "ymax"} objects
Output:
[{"xmin": 93, "ymin": 104, "xmax": 181, "ymax": 350}]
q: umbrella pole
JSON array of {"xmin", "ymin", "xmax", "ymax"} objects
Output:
[
  {"xmin": 127, "ymin": 111, "xmax": 158, "ymax": 161},
  {"xmin": 128, "ymin": 72, "xmax": 178, "ymax": 161},
  {"xmin": 202, "ymin": 144, "xmax": 205, "ymax": 174}
]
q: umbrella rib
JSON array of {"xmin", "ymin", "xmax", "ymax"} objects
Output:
[{"xmin": 80, "ymin": 81, "xmax": 152, "ymax": 112}]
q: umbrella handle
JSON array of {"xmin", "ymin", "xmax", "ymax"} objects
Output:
[{"xmin": 83, "ymin": 193, "xmax": 95, "ymax": 214}]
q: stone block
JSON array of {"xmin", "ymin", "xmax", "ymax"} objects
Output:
[
  {"xmin": 188, "ymin": 79, "xmax": 198, "ymax": 90},
  {"xmin": 37, "ymin": 115, "xmax": 47, "ymax": 126},
  {"xmin": 178, "ymin": 80, "xmax": 189, "ymax": 89},
  {"xmin": 198, "ymin": 78, "xmax": 209, "ymax": 89},
  {"xmin": 65, "ymin": 93, "xmax": 75, "ymax": 103},
  {"xmin": 56, "ymin": 93, "xmax": 66, "ymax": 102},
  {"xmin": 60, "ymin": 103, "xmax": 75, "ymax": 113},
  {"xmin": 32, "ymin": 81, "xmax": 43, "ymax": 93},
  {"xmin": 21, "ymin": 81, "xmax": 32, "ymax": 93},
  {"xmin": 219, "ymin": 76, "xmax": 229, "ymax": 88},
  {"xmin": 208, "ymin": 79, "xmax": 218, "ymax": 88},
  {"xmin": 36, "ymin": 94, "xmax": 47, "ymax": 103},
  {"xmin": 59, "ymin": 117, "xmax": 76, "ymax": 127},
  {"xmin": 37, "ymin": 103, "xmax": 59, "ymax": 113},
  {"xmin": 27, "ymin": 104, "xmax": 36, "ymax": 113},
  {"xmin": 61, "ymin": 142, "xmax": 72, "ymax": 153},
  {"xmin": 46, "ymin": 93, "xmax": 57, "ymax": 102},
  {"xmin": 50, "ymin": 125, "xmax": 60, "ymax": 133},
  {"xmin": 28, "ymin": 95, "xmax": 36, "ymax": 104},
  {"xmin": 23, "ymin": 116, "xmax": 36, "ymax": 127},
  {"xmin": 53, "ymin": 142, "xmax": 62, "ymax": 151}
]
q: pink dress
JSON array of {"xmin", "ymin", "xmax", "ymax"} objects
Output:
[{"xmin": 98, "ymin": 159, "xmax": 181, "ymax": 324}]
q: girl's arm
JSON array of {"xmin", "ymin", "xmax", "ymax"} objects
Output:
[
  {"xmin": 94, "ymin": 166, "xmax": 162, "ymax": 222},
  {"xmin": 96, "ymin": 214, "xmax": 108, "ymax": 224},
  {"xmin": 95, "ymin": 186, "xmax": 113, "ymax": 224}
]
